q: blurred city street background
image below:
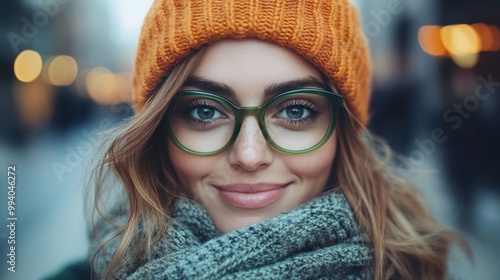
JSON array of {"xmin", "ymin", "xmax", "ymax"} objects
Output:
[{"xmin": 1, "ymin": 0, "xmax": 499, "ymax": 279}]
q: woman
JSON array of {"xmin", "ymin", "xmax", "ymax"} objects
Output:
[{"xmin": 89, "ymin": 0, "xmax": 467, "ymax": 279}]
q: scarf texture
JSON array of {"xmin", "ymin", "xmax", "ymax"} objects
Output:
[{"xmin": 93, "ymin": 190, "xmax": 373, "ymax": 279}]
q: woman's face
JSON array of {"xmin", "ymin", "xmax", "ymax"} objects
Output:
[{"xmin": 168, "ymin": 39, "xmax": 337, "ymax": 233}]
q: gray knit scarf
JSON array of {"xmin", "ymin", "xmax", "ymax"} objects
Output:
[{"xmin": 94, "ymin": 190, "xmax": 373, "ymax": 279}]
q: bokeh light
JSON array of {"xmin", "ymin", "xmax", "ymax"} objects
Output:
[
  {"xmin": 86, "ymin": 67, "xmax": 117, "ymax": 104},
  {"xmin": 489, "ymin": 25, "xmax": 500, "ymax": 51},
  {"xmin": 472, "ymin": 23, "xmax": 494, "ymax": 52},
  {"xmin": 450, "ymin": 52, "xmax": 480, "ymax": 69},
  {"xmin": 14, "ymin": 50, "xmax": 43, "ymax": 83},
  {"xmin": 112, "ymin": 72, "xmax": 132, "ymax": 103},
  {"xmin": 47, "ymin": 55, "xmax": 79, "ymax": 86},
  {"xmin": 418, "ymin": 25, "xmax": 448, "ymax": 56},
  {"xmin": 440, "ymin": 24, "xmax": 482, "ymax": 55}
]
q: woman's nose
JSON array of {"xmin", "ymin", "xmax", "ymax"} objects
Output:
[{"xmin": 227, "ymin": 116, "xmax": 274, "ymax": 172}]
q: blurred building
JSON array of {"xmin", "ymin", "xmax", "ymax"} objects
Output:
[
  {"xmin": 363, "ymin": 1, "xmax": 500, "ymax": 277},
  {"xmin": 357, "ymin": 1, "xmax": 500, "ymax": 185}
]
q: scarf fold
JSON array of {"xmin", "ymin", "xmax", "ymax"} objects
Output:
[{"xmin": 94, "ymin": 190, "xmax": 372, "ymax": 279}]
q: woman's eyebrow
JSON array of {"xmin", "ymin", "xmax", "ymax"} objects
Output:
[
  {"xmin": 182, "ymin": 75, "xmax": 327, "ymax": 98},
  {"xmin": 263, "ymin": 76, "xmax": 327, "ymax": 98},
  {"xmin": 183, "ymin": 76, "xmax": 236, "ymax": 98}
]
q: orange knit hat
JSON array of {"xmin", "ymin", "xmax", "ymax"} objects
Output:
[{"xmin": 133, "ymin": 0, "xmax": 372, "ymax": 125}]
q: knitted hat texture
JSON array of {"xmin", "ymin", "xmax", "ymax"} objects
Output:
[{"xmin": 133, "ymin": 0, "xmax": 372, "ymax": 124}]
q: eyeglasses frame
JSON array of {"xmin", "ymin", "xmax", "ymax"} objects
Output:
[{"xmin": 166, "ymin": 88, "xmax": 344, "ymax": 156}]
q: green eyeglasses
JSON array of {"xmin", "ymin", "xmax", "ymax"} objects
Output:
[{"xmin": 166, "ymin": 88, "xmax": 343, "ymax": 156}]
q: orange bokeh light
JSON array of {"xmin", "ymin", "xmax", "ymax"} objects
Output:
[
  {"xmin": 418, "ymin": 25, "xmax": 448, "ymax": 56},
  {"xmin": 440, "ymin": 24, "xmax": 481, "ymax": 56}
]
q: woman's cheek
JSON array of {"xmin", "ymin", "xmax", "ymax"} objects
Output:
[
  {"xmin": 283, "ymin": 137, "xmax": 337, "ymax": 181},
  {"xmin": 168, "ymin": 143, "xmax": 212, "ymax": 185}
]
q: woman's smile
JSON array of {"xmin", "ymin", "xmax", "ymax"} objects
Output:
[{"xmin": 214, "ymin": 182, "xmax": 290, "ymax": 209}]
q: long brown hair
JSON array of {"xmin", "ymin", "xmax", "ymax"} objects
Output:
[
  {"xmin": 333, "ymin": 105, "xmax": 470, "ymax": 279},
  {"xmin": 88, "ymin": 47, "xmax": 469, "ymax": 280}
]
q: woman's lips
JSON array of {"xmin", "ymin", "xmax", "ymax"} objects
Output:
[{"xmin": 215, "ymin": 183, "xmax": 288, "ymax": 209}]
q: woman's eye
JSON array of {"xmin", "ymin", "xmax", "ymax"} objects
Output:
[
  {"xmin": 277, "ymin": 105, "xmax": 313, "ymax": 120},
  {"xmin": 270, "ymin": 98, "xmax": 321, "ymax": 128},
  {"xmin": 190, "ymin": 106, "xmax": 222, "ymax": 120},
  {"xmin": 277, "ymin": 105, "xmax": 311, "ymax": 120}
]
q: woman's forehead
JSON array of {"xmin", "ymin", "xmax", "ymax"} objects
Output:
[{"xmin": 188, "ymin": 39, "xmax": 324, "ymax": 103}]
